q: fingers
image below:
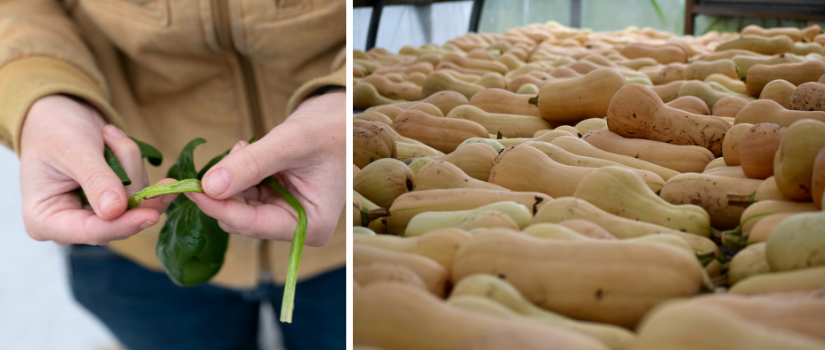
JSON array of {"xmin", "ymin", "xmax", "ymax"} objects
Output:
[
  {"xmin": 185, "ymin": 192, "xmax": 298, "ymax": 241},
  {"xmin": 135, "ymin": 178, "xmax": 180, "ymax": 214},
  {"xmin": 102, "ymin": 125, "xmax": 147, "ymax": 195},
  {"xmin": 62, "ymin": 141, "xmax": 129, "ymax": 221},
  {"xmin": 201, "ymin": 123, "xmax": 310, "ymax": 200}
]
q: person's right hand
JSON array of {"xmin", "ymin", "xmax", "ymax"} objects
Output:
[{"xmin": 19, "ymin": 95, "xmax": 174, "ymax": 245}]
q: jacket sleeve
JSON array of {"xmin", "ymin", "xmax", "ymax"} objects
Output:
[
  {"xmin": 0, "ymin": 0, "xmax": 122, "ymax": 155},
  {"xmin": 284, "ymin": 47, "xmax": 346, "ymax": 115}
]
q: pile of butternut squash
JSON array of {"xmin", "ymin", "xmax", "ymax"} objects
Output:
[{"xmin": 353, "ymin": 21, "xmax": 825, "ymax": 350}]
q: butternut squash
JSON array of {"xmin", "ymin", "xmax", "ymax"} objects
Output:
[
  {"xmin": 475, "ymin": 72, "xmax": 507, "ymax": 90},
  {"xmin": 424, "ymin": 143, "xmax": 498, "ymax": 181},
  {"xmin": 621, "ymin": 42, "xmax": 687, "ymax": 64},
  {"xmin": 392, "ymin": 110, "xmax": 487, "ymax": 153},
  {"xmin": 355, "ymin": 111, "xmax": 394, "ymax": 125},
  {"xmin": 406, "ymin": 72, "xmax": 427, "ymax": 86},
  {"xmin": 693, "ymin": 49, "xmax": 766, "ymax": 62},
  {"xmin": 813, "ymin": 148, "xmax": 825, "ymax": 208},
  {"xmin": 729, "ymin": 242, "xmax": 770, "ymax": 286},
  {"xmin": 407, "ymin": 157, "xmax": 434, "ymax": 175},
  {"xmin": 534, "ymin": 67, "xmax": 626, "ymax": 124},
  {"xmin": 396, "ymin": 141, "xmax": 443, "ymax": 159},
  {"xmin": 406, "ymin": 202, "xmax": 532, "ymax": 237},
  {"xmin": 495, "ymin": 130, "xmax": 577, "ymax": 147},
  {"xmin": 385, "ymin": 188, "xmax": 551, "ymax": 235},
  {"xmin": 405, "ymin": 102, "xmax": 444, "ymax": 117},
  {"xmin": 441, "ymin": 53, "xmax": 509, "ymax": 74},
  {"xmin": 456, "ymin": 137, "xmax": 504, "ymax": 153},
  {"xmin": 354, "ymin": 158, "xmax": 415, "ymax": 208},
  {"xmin": 650, "ymin": 80, "xmax": 686, "ymax": 103},
  {"xmin": 684, "ymin": 59, "xmax": 737, "ymax": 81},
  {"xmin": 740, "ymin": 200, "xmax": 819, "ymax": 237},
  {"xmin": 607, "ymin": 84, "xmax": 731, "ymax": 157},
  {"xmin": 712, "ymin": 96, "xmax": 749, "ymax": 117},
  {"xmin": 666, "ymin": 95, "xmax": 710, "ymax": 115},
  {"xmin": 747, "ymin": 213, "xmax": 794, "ymax": 244},
  {"xmin": 730, "ymin": 266, "xmax": 825, "ymax": 295},
  {"xmin": 354, "ymin": 244, "xmax": 447, "ymax": 297},
  {"xmin": 740, "ymin": 123, "xmax": 786, "ymax": 179},
  {"xmin": 449, "ymin": 275, "xmax": 636, "ymax": 350},
  {"xmin": 660, "ymin": 173, "xmax": 763, "ymax": 229},
  {"xmin": 788, "ymin": 82, "xmax": 825, "ymax": 111},
  {"xmin": 421, "ymin": 70, "xmax": 485, "ymax": 100},
  {"xmin": 616, "ymin": 57, "xmax": 657, "ymax": 70},
  {"xmin": 583, "ymin": 129, "xmax": 714, "ymax": 173},
  {"xmin": 414, "ymin": 160, "xmax": 506, "ymax": 192},
  {"xmin": 361, "ymin": 75, "xmax": 422, "ymax": 101},
  {"xmin": 766, "ymin": 211, "xmax": 825, "ymax": 271},
  {"xmin": 741, "ymin": 25, "xmax": 803, "ymax": 42},
  {"xmin": 575, "ymin": 166, "xmax": 712, "ymax": 236},
  {"xmin": 705, "ymin": 73, "xmax": 748, "ymax": 95},
  {"xmin": 507, "ymin": 74, "xmax": 549, "ymax": 93},
  {"xmin": 633, "ymin": 296, "xmax": 825, "ymax": 350},
  {"xmin": 523, "ymin": 223, "xmax": 592, "ymax": 241},
  {"xmin": 774, "ymin": 119, "xmax": 825, "ymax": 201},
  {"xmin": 353, "ymin": 263, "xmax": 427, "ymax": 291},
  {"xmin": 446, "ymin": 105, "xmax": 551, "ymax": 138},
  {"xmin": 642, "ymin": 63, "xmax": 687, "ymax": 85},
  {"xmin": 745, "ymin": 60, "xmax": 825, "ymax": 96},
  {"xmin": 723, "ymin": 123, "xmax": 753, "ymax": 165},
  {"xmin": 516, "ymin": 83, "xmax": 540, "ymax": 95},
  {"xmin": 703, "ymin": 165, "xmax": 747, "ymax": 178},
  {"xmin": 732, "ymin": 54, "xmax": 796, "ymax": 78},
  {"xmin": 354, "ymin": 120, "xmax": 397, "ymax": 168},
  {"xmin": 458, "ymin": 211, "xmax": 520, "ymax": 231},
  {"xmin": 802, "ymin": 24, "xmax": 822, "ymax": 43},
  {"xmin": 677, "ymin": 80, "xmax": 737, "ymax": 111},
  {"xmin": 552, "ymin": 136, "xmax": 680, "ymax": 180},
  {"xmin": 524, "ymin": 140, "xmax": 648, "ymax": 171},
  {"xmin": 716, "ymin": 35, "xmax": 794, "ymax": 55},
  {"xmin": 354, "ymin": 283, "xmax": 610, "ymax": 350},
  {"xmin": 736, "ymin": 99, "xmax": 825, "ymax": 126},
  {"xmin": 793, "ymin": 42, "xmax": 824, "ymax": 55},
  {"xmin": 354, "ymin": 228, "xmax": 471, "ymax": 272},
  {"xmin": 451, "ymin": 230, "xmax": 705, "ymax": 328},
  {"xmin": 366, "ymin": 105, "xmax": 404, "ymax": 120},
  {"xmin": 558, "ymin": 220, "xmax": 616, "ymax": 240},
  {"xmin": 354, "ymin": 82, "xmax": 405, "ymax": 109},
  {"xmin": 574, "ymin": 118, "xmax": 607, "ymax": 136}
]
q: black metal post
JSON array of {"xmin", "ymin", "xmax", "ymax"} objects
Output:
[
  {"xmin": 366, "ymin": 0, "xmax": 385, "ymax": 50},
  {"xmin": 469, "ymin": 0, "xmax": 485, "ymax": 33}
]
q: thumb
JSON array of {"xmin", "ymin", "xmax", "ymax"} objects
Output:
[
  {"xmin": 69, "ymin": 146, "xmax": 129, "ymax": 221},
  {"xmin": 201, "ymin": 135, "xmax": 306, "ymax": 200}
]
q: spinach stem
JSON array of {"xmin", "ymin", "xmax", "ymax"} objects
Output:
[
  {"xmin": 264, "ymin": 177, "xmax": 307, "ymax": 324},
  {"xmin": 127, "ymin": 179, "xmax": 204, "ymax": 209}
]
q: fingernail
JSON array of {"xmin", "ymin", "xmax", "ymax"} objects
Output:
[
  {"xmin": 229, "ymin": 141, "xmax": 244, "ymax": 154},
  {"xmin": 139, "ymin": 221, "xmax": 156, "ymax": 230},
  {"xmin": 99, "ymin": 190, "xmax": 121, "ymax": 215},
  {"xmin": 105, "ymin": 125, "xmax": 124, "ymax": 138},
  {"xmin": 204, "ymin": 169, "xmax": 230, "ymax": 196}
]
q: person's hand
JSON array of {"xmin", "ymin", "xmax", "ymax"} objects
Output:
[
  {"xmin": 19, "ymin": 95, "xmax": 177, "ymax": 245},
  {"xmin": 187, "ymin": 91, "xmax": 346, "ymax": 247}
]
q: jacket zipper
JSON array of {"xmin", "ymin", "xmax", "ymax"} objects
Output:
[{"xmin": 212, "ymin": 0, "xmax": 265, "ymax": 140}]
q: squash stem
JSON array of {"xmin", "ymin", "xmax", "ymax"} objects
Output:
[
  {"xmin": 127, "ymin": 179, "xmax": 204, "ymax": 209},
  {"xmin": 528, "ymin": 95, "xmax": 538, "ymax": 106},
  {"xmin": 264, "ymin": 177, "xmax": 307, "ymax": 324}
]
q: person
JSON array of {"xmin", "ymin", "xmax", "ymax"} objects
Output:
[{"xmin": 0, "ymin": 1, "xmax": 346, "ymax": 349}]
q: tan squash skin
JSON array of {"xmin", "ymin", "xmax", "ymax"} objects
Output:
[
  {"xmin": 475, "ymin": 72, "xmax": 507, "ymax": 89},
  {"xmin": 633, "ymin": 295, "xmax": 825, "ymax": 350},
  {"xmin": 739, "ymin": 200, "xmax": 819, "ymax": 237},
  {"xmin": 730, "ymin": 266, "xmax": 825, "ymax": 295},
  {"xmin": 374, "ymin": 61, "xmax": 435, "ymax": 76},
  {"xmin": 405, "ymin": 102, "xmax": 444, "ymax": 117},
  {"xmin": 414, "ymin": 160, "xmax": 506, "ymax": 191},
  {"xmin": 524, "ymin": 140, "xmax": 655, "ymax": 172},
  {"xmin": 575, "ymin": 118, "xmax": 608, "ymax": 135},
  {"xmin": 459, "ymin": 211, "xmax": 520, "ymax": 231},
  {"xmin": 642, "ymin": 63, "xmax": 687, "ymax": 85},
  {"xmin": 435, "ymin": 61, "xmax": 491, "ymax": 77},
  {"xmin": 446, "ymin": 105, "xmax": 551, "ymax": 138},
  {"xmin": 441, "ymin": 52, "xmax": 509, "ymax": 74},
  {"xmin": 705, "ymin": 73, "xmax": 748, "ymax": 95},
  {"xmin": 747, "ymin": 213, "xmax": 795, "ymax": 244},
  {"xmin": 683, "ymin": 59, "xmax": 738, "ymax": 81},
  {"xmin": 353, "ymin": 228, "xmax": 471, "ymax": 273},
  {"xmin": 558, "ymin": 219, "xmax": 616, "ymax": 240},
  {"xmin": 419, "ymin": 90, "xmax": 469, "ymax": 115},
  {"xmin": 774, "ymin": 119, "xmax": 825, "ymax": 201},
  {"xmin": 423, "ymin": 143, "xmax": 498, "ymax": 181},
  {"xmin": 366, "ymin": 105, "xmax": 404, "ymax": 120},
  {"xmin": 451, "ymin": 231, "xmax": 704, "ymax": 329},
  {"xmin": 732, "ymin": 54, "xmax": 796, "ymax": 78},
  {"xmin": 575, "ymin": 166, "xmax": 712, "ymax": 236},
  {"xmin": 722, "ymin": 123, "xmax": 753, "ymax": 165},
  {"xmin": 606, "ymin": 84, "xmax": 731, "ymax": 157},
  {"xmin": 489, "ymin": 145, "xmax": 664, "ymax": 197},
  {"xmin": 728, "ymin": 242, "xmax": 770, "ymax": 286},
  {"xmin": 703, "ymin": 165, "xmax": 747, "ymax": 179},
  {"xmin": 677, "ymin": 80, "xmax": 735, "ymax": 111},
  {"xmin": 693, "ymin": 49, "xmax": 766, "ymax": 62},
  {"xmin": 354, "ymin": 120, "xmax": 397, "ymax": 168},
  {"xmin": 659, "ymin": 173, "xmax": 763, "ymax": 230},
  {"xmin": 704, "ymin": 157, "xmax": 727, "ymax": 171},
  {"xmin": 788, "ymin": 82, "xmax": 825, "ymax": 111},
  {"xmin": 650, "ymin": 80, "xmax": 687, "ymax": 103},
  {"xmin": 759, "ymin": 79, "xmax": 797, "ymax": 106},
  {"xmin": 712, "ymin": 96, "xmax": 749, "ymax": 117},
  {"xmin": 392, "ymin": 110, "xmax": 488, "ymax": 153},
  {"xmin": 583, "ymin": 129, "xmax": 714, "ymax": 173},
  {"xmin": 535, "ymin": 67, "xmax": 626, "ymax": 124},
  {"xmin": 361, "ymin": 74, "xmax": 423, "ymax": 101},
  {"xmin": 421, "ymin": 70, "xmax": 485, "ymax": 100},
  {"xmin": 621, "ymin": 42, "xmax": 687, "ymax": 64},
  {"xmin": 715, "ymin": 35, "xmax": 794, "ymax": 55},
  {"xmin": 552, "ymin": 136, "xmax": 680, "ymax": 180},
  {"xmin": 353, "ymin": 263, "xmax": 428, "ymax": 291},
  {"xmin": 496, "ymin": 130, "xmax": 577, "ymax": 147},
  {"xmin": 385, "ymin": 189, "xmax": 552, "ymax": 235},
  {"xmin": 355, "ymin": 111, "xmax": 394, "ymax": 125},
  {"xmin": 354, "ymin": 245, "xmax": 448, "ymax": 297},
  {"xmin": 406, "ymin": 72, "xmax": 427, "ymax": 86},
  {"xmin": 741, "ymin": 25, "xmax": 803, "ymax": 42},
  {"xmin": 353, "ymin": 158, "xmax": 415, "ymax": 208},
  {"xmin": 354, "ymin": 82, "xmax": 405, "ymax": 109},
  {"xmin": 508, "ymin": 74, "xmax": 550, "ymax": 93},
  {"xmin": 354, "ymin": 283, "xmax": 611, "ymax": 350},
  {"xmin": 813, "ymin": 148, "xmax": 825, "ymax": 208},
  {"xmin": 396, "ymin": 141, "xmax": 443, "ymax": 158},
  {"xmin": 617, "ymin": 57, "xmax": 658, "ymax": 70},
  {"xmin": 745, "ymin": 60, "xmax": 825, "ymax": 96},
  {"xmin": 549, "ymin": 66, "xmax": 582, "ymax": 79},
  {"xmin": 469, "ymin": 88, "xmax": 540, "ymax": 116},
  {"xmin": 666, "ymin": 96, "xmax": 710, "ymax": 115},
  {"xmin": 740, "ymin": 123, "xmax": 786, "ymax": 179}
]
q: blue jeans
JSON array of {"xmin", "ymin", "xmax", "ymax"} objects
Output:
[{"xmin": 68, "ymin": 245, "xmax": 345, "ymax": 350}]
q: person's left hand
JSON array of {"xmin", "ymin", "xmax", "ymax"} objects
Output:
[{"xmin": 186, "ymin": 90, "xmax": 345, "ymax": 247}]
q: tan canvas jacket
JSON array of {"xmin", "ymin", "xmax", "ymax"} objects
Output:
[{"xmin": 0, "ymin": 0, "xmax": 346, "ymax": 289}]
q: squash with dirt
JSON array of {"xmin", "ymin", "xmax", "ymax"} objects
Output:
[
  {"xmin": 787, "ymin": 82, "xmax": 825, "ymax": 112},
  {"xmin": 353, "ymin": 158, "xmax": 415, "ymax": 208},
  {"xmin": 446, "ymin": 105, "xmax": 551, "ymax": 138},
  {"xmin": 354, "ymin": 120, "xmax": 397, "ymax": 168},
  {"xmin": 575, "ymin": 166, "xmax": 712, "ymax": 236},
  {"xmin": 533, "ymin": 67, "xmax": 626, "ymax": 124},
  {"xmin": 582, "ymin": 129, "xmax": 714, "ymax": 173},
  {"xmin": 660, "ymin": 173, "xmax": 763, "ymax": 230},
  {"xmin": 774, "ymin": 119, "xmax": 825, "ymax": 201},
  {"xmin": 392, "ymin": 110, "xmax": 488, "ymax": 153},
  {"xmin": 606, "ymin": 84, "xmax": 731, "ymax": 157}
]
